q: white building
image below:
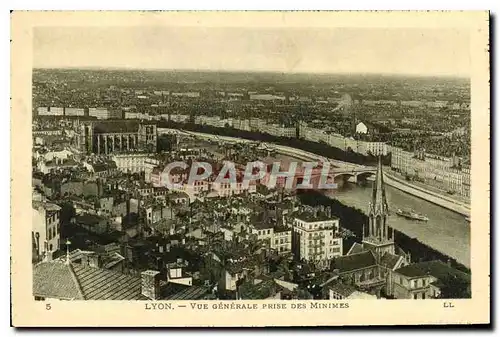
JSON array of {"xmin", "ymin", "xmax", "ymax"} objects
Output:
[
  {"xmin": 363, "ymin": 141, "xmax": 388, "ymax": 156},
  {"xmin": 32, "ymin": 201, "xmax": 61, "ymax": 262},
  {"xmin": 270, "ymin": 227, "xmax": 292, "ymax": 254},
  {"xmin": 34, "ymin": 149, "xmax": 73, "ymax": 163},
  {"xmin": 292, "ymin": 211, "xmax": 343, "ymax": 266},
  {"xmin": 250, "ymin": 223, "xmax": 274, "ymax": 242},
  {"xmin": 169, "ymin": 114, "xmax": 190, "ymax": 123},
  {"xmin": 390, "ymin": 146, "xmax": 470, "ymax": 197},
  {"xmin": 49, "ymin": 107, "xmax": 64, "ymax": 116},
  {"xmin": 194, "ymin": 115, "xmax": 227, "ymax": 128},
  {"xmin": 112, "ymin": 153, "xmax": 158, "ymax": 174},
  {"xmin": 125, "ymin": 112, "xmax": 140, "ymax": 119},
  {"xmin": 232, "ymin": 119, "xmax": 251, "ymax": 131},
  {"xmin": 37, "ymin": 107, "xmax": 50, "ymax": 116},
  {"xmin": 210, "ymin": 180, "xmax": 257, "ymax": 198},
  {"xmin": 65, "ymin": 108, "xmax": 85, "ymax": 116},
  {"xmin": 89, "ymin": 107, "xmax": 110, "ymax": 120},
  {"xmin": 249, "ymin": 118, "xmax": 266, "ymax": 131},
  {"xmin": 356, "ymin": 122, "xmax": 368, "ymax": 134}
]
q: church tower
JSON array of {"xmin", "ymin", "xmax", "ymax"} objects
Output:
[{"xmin": 362, "ymin": 156, "xmax": 395, "ymax": 257}]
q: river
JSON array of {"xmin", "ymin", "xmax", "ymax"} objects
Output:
[
  {"xmin": 326, "ymin": 181, "xmax": 470, "ymax": 268},
  {"xmin": 267, "ymin": 154, "xmax": 470, "ymax": 268}
]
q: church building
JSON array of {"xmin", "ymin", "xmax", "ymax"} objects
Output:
[{"xmin": 331, "ymin": 156, "xmax": 411, "ymax": 297}]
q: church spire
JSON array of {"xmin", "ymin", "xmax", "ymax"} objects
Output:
[
  {"xmin": 371, "ymin": 156, "xmax": 388, "ymax": 216},
  {"xmin": 362, "ymin": 156, "xmax": 395, "ymax": 256},
  {"xmin": 365, "ymin": 156, "xmax": 390, "ymax": 242}
]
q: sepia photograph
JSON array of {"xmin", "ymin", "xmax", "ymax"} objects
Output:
[{"xmin": 11, "ymin": 11, "xmax": 490, "ymax": 327}]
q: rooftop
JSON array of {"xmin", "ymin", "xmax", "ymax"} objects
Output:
[
  {"xmin": 33, "ymin": 262, "xmax": 84, "ymax": 300},
  {"xmin": 91, "ymin": 161, "xmax": 117, "ymax": 172},
  {"xmin": 332, "ymin": 251, "xmax": 377, "ymax": 273},
  {"xmin": 33, "ymin": 260, "xmax": 208, "ymax": 301},
  {"xmin": 239, "ymin": 279, "xmax": 280, "ymax": 300},
  {"xmin": 62, "ymin": 249, "xmax": 125, "ymax": 270},
  {"xmin": 328, "ymin": 282, "xmax": 357, "ymax": 298},
  {"xmin": 346, "ymin": 242, "xmax": 365, "ymax": 255},
  {"xmin": 33, "ymin": 201, "xmax": 61, "ymax": 212},
  {"xmin": 71, "ymin": 264, "xmax": 146, "ymax": 300},
  {"xmin": 93, "ymin": 120, "xmax": 141, "ymax": 134},
  {"xmin": 294, "ymin": 211, "xmax": 338, "ymax": 223},
  {"xmin": 165, "ymin": 285, "xmax": 210, "ymax": 300},
  {"xmin": 395, "ymin": 260, "xmax": 471, "ymax": 282},
  {"xmin": 75, "ymin": 214, "xmax": 107, "ymax": 226},
  {"xmin": 274, "ymin": 225, "xmax": 291, "ymax": 233},
  {"xmin": 379, "ymin": 252, "xmax": 403, "ymax": 270}
]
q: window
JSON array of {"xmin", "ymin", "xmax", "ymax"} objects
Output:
[
  {"xmin": 413, "ymin": 294, "xmax": 417, "ymax": 299},
  {"xmin": 422, "ymin": 293, "xmax": 426, "ymax": 299},
  {"xmin": 267, "ymin": 229, "xmax": 270, "ymax": 235}
]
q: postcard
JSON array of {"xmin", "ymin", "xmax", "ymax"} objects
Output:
[{"xmin": 11, "ymin": 10, "xmax": 490, "ymax": 327}]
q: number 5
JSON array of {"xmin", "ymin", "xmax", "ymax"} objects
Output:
[{"xmin": 46, "ymin": 304, "xmax": 51, "ymax": 310}]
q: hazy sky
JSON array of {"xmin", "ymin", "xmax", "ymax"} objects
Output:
[{"xmin": 33, "ymin": 27, "xmax": 470, "ymax": 77}]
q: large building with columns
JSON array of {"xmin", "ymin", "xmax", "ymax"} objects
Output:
[{"xmin": 80, "ymin": 121, "xmax": 158, "ymax": 155}]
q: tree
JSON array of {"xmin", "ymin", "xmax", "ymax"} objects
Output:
[{"xmin": 437, "ymin": 274, "xmax": 471, "ymax": 299}]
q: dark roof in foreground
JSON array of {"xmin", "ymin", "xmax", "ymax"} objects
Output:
[
  {"xmin": 165, "ymin": 285, "xmax": 210, "ymax": 300},
  {"xmin": 239, "ymin": 279, "xmax": 280, "ymax": 300},
  {"xmin": 328, "ymin": 282, "xmax": 357, "ymax": 297},
  {"xmin": 72, "ymin": 264, "xmax": 146, "ymax": 300},
  {"xmin": 332, "ymin": 251, "xmax": 376, "ymax": 273},
  {"xmin": 34, "ymin": 260, "xmax": 211, "ymax": 301},
  {"xmin": 33, "ymin": 262, "xmax": 84, "ymax": 300},
  {"xmin": 347, "ymin": 242, "xmax": 364, "ymax": 255},
  {"xmin": 379, "ymin": 252, "xmax": 402, "ymax": 270},
  {"xmin": 93, "ymin": 120, "xmax": 141, "ymax": 134},
  {"xmin": 394, "ymin": 260, "xmax": 471, "ymax": 282}
]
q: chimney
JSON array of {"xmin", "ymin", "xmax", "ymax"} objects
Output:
[
  {"xmin": 87, "ymin": 252, "xmax": 102, "ymax": 268},
  {"xmin": 141, "ymin": 270, "xmax": 161, "ymax": 300},
  {"xmin": 82, "ymin": 252, "xmax": 101, "ymax": 268}
]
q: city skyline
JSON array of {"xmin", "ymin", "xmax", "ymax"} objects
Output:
[{"xmin": 33, "ymin": 27, "xmax": 470, "ymax": 77}]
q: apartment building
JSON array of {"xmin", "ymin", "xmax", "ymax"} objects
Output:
[{"xmin": 291, "ymin": 209, "xmax": 343, "ymax": 265}]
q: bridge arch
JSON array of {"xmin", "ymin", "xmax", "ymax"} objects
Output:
[
  {"xmin": 356, "ymin": 171, "xmax": 376, "ymax": 182},
  {"xmin": 332, "ymin": 172, "xmax": 356, "ymax": 180}
]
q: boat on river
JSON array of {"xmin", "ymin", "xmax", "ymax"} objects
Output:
[{"xmin": 396, "ymin": 208, "xmax": 429, "ymax": 221}]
